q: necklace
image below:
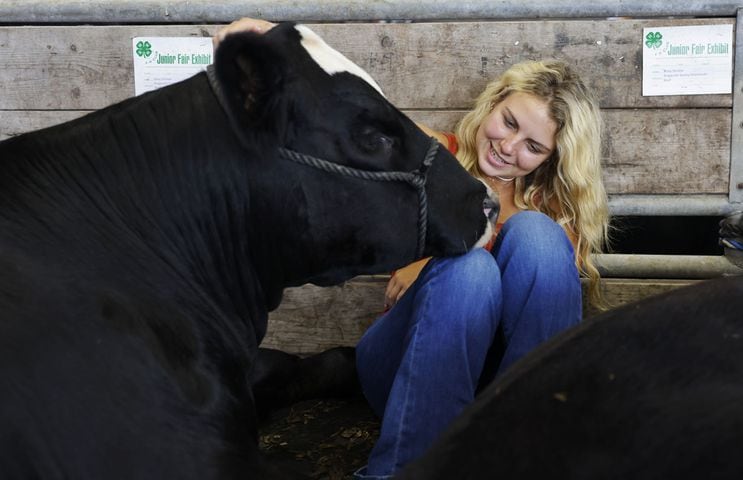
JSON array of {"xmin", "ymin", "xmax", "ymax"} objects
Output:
[{"xmin": 484, "ymin": 175, "xmax": 515, "ymax": 189}]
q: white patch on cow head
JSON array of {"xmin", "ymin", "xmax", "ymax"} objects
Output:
[{"xmin": 295, "ymin": 25, "xmax": 385, "ymax": 97}]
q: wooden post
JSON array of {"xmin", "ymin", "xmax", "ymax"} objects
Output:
[{"xmin": 730, "ymin": 9, "xmax": 743, "ymax": 205}]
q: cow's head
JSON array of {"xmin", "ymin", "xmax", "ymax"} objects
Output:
[{"xmin": 212, "ymin": 23, "xmax": 492, "ymax": 287}]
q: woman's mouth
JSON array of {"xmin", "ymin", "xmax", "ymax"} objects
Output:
[{"xmin": 488, "ymin": 142, "xmax": 511, "ymax": 168}]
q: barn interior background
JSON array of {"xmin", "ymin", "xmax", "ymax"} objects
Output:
[
  {"xmin": 2, "ymin": 0, "xmax": 742, "ymax": 352},
  {"xmin": 2, "ymin": 1, "xmax": 743, "ymax": 478}
]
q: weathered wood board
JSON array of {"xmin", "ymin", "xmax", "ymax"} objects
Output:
[
  {"xmin": 0, "ymin": 18, "xmax": 734, "ymax": 195},
  {"xmin": 263, "ymin": 277, "xmax": 698, "ymax": 355},
  {"xmin": 0, "ymin": 18, "xmax": 733, "ymax": 111}
]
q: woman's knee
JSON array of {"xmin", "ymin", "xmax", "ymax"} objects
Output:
[
  {"xmin": 421, "ymin": 249, "xmax": 502, "ymax": 337},
  {"xmin": 426, "ymin": 248, "xmax": 501, "ymax": 296},
  {"xmin": 501, "ymin": 211, "xmax": 565, "ymax": 241},
  {"xmin": 496, "ymin": 211, "xmax": 575, "ymax": 264}
]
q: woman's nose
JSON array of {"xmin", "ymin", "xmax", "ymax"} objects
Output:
[{"xmin": 499, "ymin": 135, "xmax": 516, "ymax": 155}]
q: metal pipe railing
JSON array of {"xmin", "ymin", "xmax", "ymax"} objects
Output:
[
  {"xmin": 608, "ymin": 195, "xmax": 742, "ymax": 217},
  {"xmin": 594, "ymin": 253, "xmax": 742, "ymax": 278},
  {"xmin": 1, "ymin": 0, "xmax": 742, "ymax": 24}
]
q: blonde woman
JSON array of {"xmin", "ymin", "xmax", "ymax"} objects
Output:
[
  {"xmin": 214, "ymin": 19, "xmax": 609, "ymax": 479},
  {"xmin": 356, "ymin": 60, "xmax": 609, "ymax": 478}
]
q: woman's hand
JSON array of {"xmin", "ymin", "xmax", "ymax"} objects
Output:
[
  {"xmin": 384, "ymin": 257, "xmax": 431, "ymax": 309},
  {"xmin": 213, "ymin": 18, "xmax": 277, "ymax": 48}
]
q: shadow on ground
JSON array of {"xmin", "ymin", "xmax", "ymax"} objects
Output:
[{"xmin": 259, "ymin": 397, "xmax": 380, "ymax": 479}]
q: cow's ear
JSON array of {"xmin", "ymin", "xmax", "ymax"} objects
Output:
[{"xmin": 213, "ymin": 29, "xmax": 289, "ymax": 135}]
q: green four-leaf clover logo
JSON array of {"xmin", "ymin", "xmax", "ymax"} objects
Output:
[
  {"xmin": 645, "ymin": 32, "xmax": 662, "ymax": 49},
  {"xmin": 136, "ymin": 40, "xmax": 152, "ymax": 58}
]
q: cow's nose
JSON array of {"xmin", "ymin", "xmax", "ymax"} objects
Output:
[{"xmin": 483, "ymin": 196, "xmax": 500, "ymax": 224}]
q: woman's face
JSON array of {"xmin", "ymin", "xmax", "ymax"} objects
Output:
[{"xmin": 475, "ymin": 91, "xmax": 557, "ymax": 180}]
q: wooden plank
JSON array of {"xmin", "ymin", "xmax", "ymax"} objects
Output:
[
  {"xmin": 0, "ymin": 18, "xmax": 733, "ymax": 111},
  {"xmin": 3, "ymin": 107, "xmax": 730, "ymax": 195},
  {"xmin": 731, "ymin": 8, "xmax": 743, "ymax": 204},
  {"xmin": 602, "ymin": 109, "xmax": 730, "ymax": 195},
  {"xmin": 0, "ymin": 110, "xmax": 89, "ymax": 140},
  {"xmin": 584, "ymin": 278, "xmax": 699, "ymax": 317},
  {"xmin": 0, "ymin": 25, "xmax": 219, "ymax": 111},
  {"xmin": 314, "ymin": 18, "xmax": 735, "ymax": 111},
  {"xmin": 263, "ymin": 275, "xmax": 697, "ymax": 355},
  {"xmin": 264, "ymin": 276, "xmax": 388, "ymax": 355}
]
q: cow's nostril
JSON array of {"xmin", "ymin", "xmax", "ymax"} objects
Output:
[
  {"xmin": 483, "ymin": 196, "xmax": 500, "ymax": 224},
  {"xmin": 483, "ymin": 196, "xmax": 497, "ymax": 209}
]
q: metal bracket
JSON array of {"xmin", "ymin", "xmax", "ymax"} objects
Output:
[{"xmin": 729, "ymin": 9, "xmax": 743, "ymax": 205}]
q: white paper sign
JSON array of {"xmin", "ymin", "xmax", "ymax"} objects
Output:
[
  {"xmin": 642, "ymin": 24, "xmax": 733, "ymax": 96},
  {"xmin": 132, "ymin": 37, "xmax": 214, "ymax": 96}
]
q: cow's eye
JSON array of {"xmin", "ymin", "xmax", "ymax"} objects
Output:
[
  {"xmin": 373, "ymin": 134, "xmax": 394, "ymax": 150},
  {"xmin": 356, "ymin": 126, "xmax": 395, "ymax": 154}
]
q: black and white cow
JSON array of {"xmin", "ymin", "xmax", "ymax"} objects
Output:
[
  {"xmin": 0, "ymin": 23, "xmax": 491, "ymax": 479},
  {"xmin": 399, "ymin": 264, "xmax": 743, "ymax": 478}
]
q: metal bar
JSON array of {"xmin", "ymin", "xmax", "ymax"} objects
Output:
[
  {"xmin": 1, "ymin": 0, "xmax": 742, "ymax": 24},
  {"xmin": 608, "ymin": 195, "xmax": 742, "ymax": 216},
  {"xmin": 731, "ymin": 9, "xmax": 743, "ymax": 204},
  {"xmin": 594, "ymin": 253, "xmax": 743, "ymax": 279}
]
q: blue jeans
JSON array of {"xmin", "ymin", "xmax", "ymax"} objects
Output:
[{"xmin": 354, "ymin": 211, "xmax": 582, "ymax": 478}]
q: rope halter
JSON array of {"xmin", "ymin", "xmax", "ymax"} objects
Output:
[{"xmin": 278, "ymin": 138, "xmax": 438, "ymax": 260}]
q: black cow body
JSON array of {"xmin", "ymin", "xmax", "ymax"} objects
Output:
[
  {"xmin": 399, "ymin": 273, "xmax": 743, "ymax": 479},
  {"xmin": 0, "ymin": 23, "xmax": 489, "ymax": 479}
]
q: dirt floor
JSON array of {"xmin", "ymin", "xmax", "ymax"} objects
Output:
[{"xmin": 259, "ymin": 397, "xmax": 380, "ymax": 479}]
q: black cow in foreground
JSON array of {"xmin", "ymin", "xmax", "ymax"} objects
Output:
[
  {"xmin": 399, "ymin": 268, "xmax": 743, "ymax": 478},
  {"xmin": 0, "ymin": 23, "xmax": 491, "ymax": 479}
]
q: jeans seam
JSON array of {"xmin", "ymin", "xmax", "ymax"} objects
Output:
[
  {"xmin": 390, "ymin": 320, "xmax": 419, "ymax": 471},
  {"xmin": 389, "ymin": 264, "xmax": 438, "ymax": 472}
]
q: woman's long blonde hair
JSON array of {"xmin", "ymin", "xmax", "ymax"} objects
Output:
[{"xmin": 455, "ymin": 60, "xmax": 609, "ymax": 308}]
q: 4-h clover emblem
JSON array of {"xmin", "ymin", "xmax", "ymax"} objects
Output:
[
  {"xmin": 136, "ymin": 40, "xmax": 153, "ymax": 58},
  {"xmin": 645, "ymin": 32, "xmax": 662, "ymax": 49}
]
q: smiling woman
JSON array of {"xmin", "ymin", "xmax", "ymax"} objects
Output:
[
  {"xmin": 476, "ymin": 91, "xmax": 557, "ymax": 182},
  {"xmin": 355, "ymin": 59, "xmax": 609, "ymax": 479}
]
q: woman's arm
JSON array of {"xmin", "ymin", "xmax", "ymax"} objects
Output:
[{"xmin": 385, "ymin": 257, "xmax": 431, "ymax": 309}]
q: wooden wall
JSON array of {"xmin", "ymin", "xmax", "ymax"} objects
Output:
[
  {"xmin": 0, "ymin": 17, "xmax": 734, "ymax": 353},
  {"xmin": 1, "ymin": 17, "xmax": 734, "ymax": 195}
]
